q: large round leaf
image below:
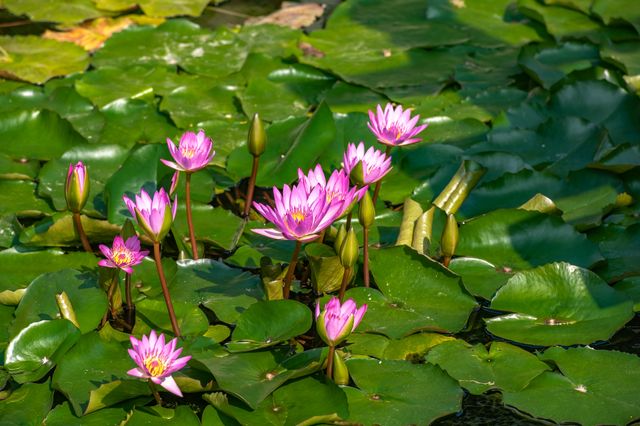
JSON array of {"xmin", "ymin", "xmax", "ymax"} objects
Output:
[
  {"xmin": 18, "ymin": 212, "xmax": 121, "ymax": 247},
  {"xmin": 0, "ymin": 379, "xmax": 53, "ymax": 426},
  {"xmin": 344, "ymin": 358, "xmax": 462, "ymax": 426},
  {"xmin": 44, "ymin": 402, "xmax": 128, "ymax": 426},
  {"xmin": 228, "ymin": 300, "xmax": 312, "ymax": 352},
  {"xmin": 363, "ymin": 245, "xmax": 478, "ymax": 337},
  {"xmin": 503, "ymin": 347, "xmax": 640, "ymax": 426},
  {"xmin": 5, "ymin": 319, "xmax": 81, "ymax": 383},
  {"xmin": 346, "ymin": 332, "xmax": 454, "ymax": 361},
  {"xmin": 448, "ymin": 257, "xmax": 514, "ymax": 300},
  {"xmin": 10, "ymin": 269, "xmax": 107, "ymax": 336},
  {"xmin": 134, "ymin": 298, "xmax": 208, "ymax": 337},
  {"xmin": 486, "ymin": 262, "xmax": 634, "ymax": 346}
]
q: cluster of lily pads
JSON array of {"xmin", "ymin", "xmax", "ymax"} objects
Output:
[{"xmin": 1, "ymin": 0, "xmax": 640, "ymax": 424}]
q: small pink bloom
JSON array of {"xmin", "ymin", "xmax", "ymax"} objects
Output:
[
  {"xmin": 252, "ymin": 172, "xmax": 355, "ymax": 242},
  {"xmin": 343, "ymin": 142, "xmax": 392, "ymax": 185},
  {"xmin": 123, "ymin": 188, "xmax": 177, "ymax": 242},
  {"xmin": 315, "ymin": 297, "xmax": 367, "ymax": 346},
  {"xmin": 161, "ymin": 130, "xmax": 215, "ymax": 173},
  {"xmin": 367, "ymin": 103, "xmax": 428, "ymax": 146},
  {"xmin": 98, "ymin": 235, "xmax": 148, "ymax": 274},
  {"xmin": 127, "ymin": 330, "xmax": 191, "ymax": 397},
  {"xmin": 65, "ymin": 161, "xmax": 90, "ymax": 213},
  {"xmin": 297, "ymin": 164, "xmax": 368, "ymax": 205}
]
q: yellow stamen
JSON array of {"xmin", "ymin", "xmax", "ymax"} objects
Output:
[
  {"xmin": 112, "ymin": 247, "xmax": 134, "ymax": 266},
  {"xmin": 144, "ymin": 356, "xmax": 167, "ymax": 377},
  {"xmin": 180, "ymin": 146, "xmax": 196, "ymax": 159},
  {"xmin": 291, "ymin": 211, "xmax": 306, "ymax": 223}
]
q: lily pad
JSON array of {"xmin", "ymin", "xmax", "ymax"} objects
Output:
[
  {"xmin": 3, "ymin": 0, "xmax": 103, "ymax": 24},
  {"xmin": 0, "ymin": 180, "xmax": 53, "ymax": 217},
  {"xmin": 228, "ymin": 300, "xmax": 312, "ymax": 352},
  {"xmin": 19, "ymin": 212, "xmax": 122, "ymax": 247},
  {"xmin": 426, "ymin": 340, "xmax": 550, "ymax": 394},
  {"xmin": 134, "ymin": 298, "xmax": 209, "ymax": 337},
  {"xmin": 503, "ymin": 347, "xmax": 640, "ymax": 426},
  {"xmin": 346, "ymin": 332, "xmax": 454, "ymax": 361},
  {"xmin": 44, "ymin": 402, "xmax": 128, "ymax": 426},
  {"xmin": 486, "ymin": 262, "xmax": 634, "ymax": 346},
  {"xmin": 172, "ymin": 204, "xmax": 245, "ymax": 252},
  {"xmin": 344, "ymin": 358, "xmax": 462, "ymax": 426},
  {"xmin": 0, "ymin": 379, "xmax": 53, "ymax": 426}
]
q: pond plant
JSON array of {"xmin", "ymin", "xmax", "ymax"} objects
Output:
[{"xmin": 1, "ymin": 0, "xmax": 640, "ymax": 425}]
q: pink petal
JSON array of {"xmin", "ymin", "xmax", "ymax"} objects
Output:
[{"xmin": 159, "ymin": 375, "xmax": 183, "ymax": 397}]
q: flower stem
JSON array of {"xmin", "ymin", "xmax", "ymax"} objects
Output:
[
  {"xmin": 185, "ymin": 173, "xmax": 199, "ymax": 260},
  {"xmin": 345, "ymin": 211, "xmax": 353, "ymax": 231},
  {"xmin": 244, "ymin": 156, "xmax": 260, "ymax": 218},
  {"xmin": 124, "ymin": 273, "xmax": 135, "ymax": 332},
  {"xmin": 72, "ymin": 212, "xmax": 92, "ymax": 253},
  {"xmin": 372, "ymin": 146, "xmax": 392, "ymax": 204},
  {"xmin": 148, "ymin": 380, "xmax": 163, "ymax": 406},
  {"xmin": 153, "ymin": 242, "xmax": 181, "ymax": 338},
  {"xmin": 339, "ymin": 266, "xmax": 351, "ymax": 301},
  {"xmin": 282, "ymin": 240, "xmax": 302, "ymax": 299},
  {"xmin": 363, "ymin": 226, "xmax": 370, "ymax": 288},
  {"xmin": 326, "ymin": 345, "xmax": 336, "ymax": 378}
]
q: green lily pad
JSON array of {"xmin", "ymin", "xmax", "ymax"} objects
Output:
[
  {"xmin": 172, "ymin": 204, "xmax": 245, "ymax": 252},
  {"xmin": 0, "ymin": 379, "xmax": 53, "ymax": 426},
  {"xmin": 52, "ymin": 332, "xmax": 150, "ymax": 416},
  {"xmin": 0, "ymin": 36, "xmax": 89, "ymax": 84},
  {"xmin": 125, "ymin": 405, "xmax": 201, "ymax": 425},
  {"xmin": 353, "ymin": 246, "xmax": 477, "ymax": 338},
  {"xmin": 426, "ymin": 340, "xmax": 550, "ymax": 394},
  {"xmin": 44, "ymin": 402, "xmax": 128, "ymax": 426},
  {"xmin": 0, "ymin": 153, "xmax": 39, "ymax": 180},
  {"xmin": 486, "ymin": 262, "xmax": 634, "ymax": 346},
  {"xmin": 346, "ymin": 332, "xmax": 454, "ymax": 361},
  {"xmin": 228, "ymin": 300, "xmax": 312, "ymax": 352},
  {"xmin": 305, "ymin": 242, "xmax": 346, "ymax": 294},
  {"xmin": 614, "ymin": 277, "xmax": 640, "ymax": 312},
  {"xmin": 592, "ymin": 223, "xmax": 640, "ymax": 282},
  {"xmin": 10, "ymin": 268, "xmax": 107, "ymax": 336},
  {"xmin": 0, "ymin": 180, "xmax": 53, "ymax": 217},
  {"xmin": 3, "ymin": 0, "xmax": 103, "ymax": 24},
  {"xmin": 456, "ymin": 208, "xmax": 603, "ymax": 270},
  {"xmin": 134, "ymin": 298, "xmax": 208, "ymax": 337},
  {"xmin": 601, "ymin": 41, "xmax": 640, "ymax": 91},
  {"xmin": 517, "ymin": 0, "xmax": 604, "ymax": 43},
  {"xmin": 199, "ymin": 348, "xmax": 322, "ymax": 409},
  {"xmin": 503, "ymin": 347, "xmax": 640, "ymax": 426},
  {"xmin": 0, "ymin": 248, "xmax": 97, "ymax": 291},
  {"xmin": 592, "ymin": 0, "xmax": 640, "ymax": 33},
  {"xmin": 19, "ymin": 212, "xmax": 122, "ymax": 247},
  {"xmin": 5, "ymin": 319, "xmax": 81, "ymax": 383},
  {"xmin": 169, "ymin": 259, "xmax": 263, "ymax": 324},
  {"xmin": 449, "ymin": 257, "xmax": 514, "ymax": 300},
  {"xmin": 344, "ymin": 358, "xmax": 462, "ymax": 426},
  {"xmin": 205, "ymin": 375, "xmax": 347, "ymax": 425}
]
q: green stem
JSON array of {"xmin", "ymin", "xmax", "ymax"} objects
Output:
[
  {"xmin": 363, "ymin": 227, "xmax": 370, "ymax": 288},
  {"xmin": 345, "ymin": 211, "xmax": 353, "ymax": 231},
  {"xmin": 153, "ymin": 242, "xmax": 181, "ymax": 338},
  {"xmin": 124, "ymin": 273, "xmax": 135, "ymax": 332},
  {"xmin": 339, "ymin": 266, "xmax": 351, "ymax": 301},
  {"xmin": 148, "ymin": 380, "xmax": 163, "ymax": 406},
  {"xmin": 244, "ymin": 156, "xmax": 260, "ymax": 218},
  {"xmin": 326, "ymin": 345, "xmax": 336, "ymax": 378},
  {"xmin": 372, "ymin": 146, "xmax": 392, "ymax": 205},
  {"xmin": 282, "ymin": 240, "xmax": 302, "ymax": 299},
  {"xmin": 185, "ymin": 173, "xmax": 199, "ymax": 260},
  {"xmin": 72, "ymin": 212, "xmax": 92, "ymax": 253}
]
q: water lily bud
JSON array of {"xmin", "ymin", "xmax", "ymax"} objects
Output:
[
  {"xmin": 248, "ymin": 113, "xmax": 266, "ymax": 157},
  {"xmin": 315, "ymin": 297, "xmax": 367, "ymax": 346},
  {"xmin": 349, "ymin": 161, "xmax": 366, "ymax": 187},
  {"xmin": 123, "ymin": 188, "xmax": 177, "ymax": 243},
  {"xmin": 334, "ymin": 224, "xmax": 346, "ymax": 253},
  {"xmin": 65, "ymin": 162, "xmax": 90, "ymax": 213},
  {"xmin": 358, "ymin": 190, "xmax": 375, "ymax": 228},
  {"xmin": 333, "ymin": 350, "xmax": 349, "ymax": 385},
  {"xmin": 441, "ymin": 214, "xmax": 459, "ymax": 260},
  {"xmin": 339, "ymin": 228, "xmax": 359, "ymax": 268}
]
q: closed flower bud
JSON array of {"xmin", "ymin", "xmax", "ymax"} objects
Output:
[
  {"xmin": 315, "ymin": 297, "xmax": 367, "ymax": 347},
  {"xmin": 348, "ymin": 161, "xmax": 366, "ymax": 187},
  {"xmin": 358, "ymin": 190, "xmax": 375, "ymax": 228},
  {"xmin": 333, "ymin": 351, "xmax": 349, "ymax": 385},
  {"xmin": 65, "ymin": 162, "xmax": 90, "ymax": 213},
  {"xmin": 334, "ymin": 224, "xmax": 347, "ymax": 254},
  {"xmin": 441, "ymin": 214, "xmax": 459, "ymax": 259},
  {"xmin": 248, "ymin": 113, "xmax": 267, "ymax": 157},
  {"xmin": 339, "ymin": 228, "xmax": 359, "ymax": 268}
]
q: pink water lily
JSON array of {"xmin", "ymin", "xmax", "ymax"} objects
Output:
[
  {"xmin": 343, "ymin": 142, "xmax": 392, "ymax": 185},
  {"xmin": 98, "ymin": 235, "xmax": 148, "ymax": 274},
  {"xmin": 65, "ymin": 161, "xmax": 90, "ymax": 213},
  {"xmin": 367, "ymin": 103, "xmax": 428, "ymax": 146},
  {"xmin": 315, "ymin": 297, "xmax": 367, "ymax": 346},
  {"xmin": 161, "ymin": 130, "xmax": 215, "ymax": 173},
  {"xmin": 253, "ymin": 174, "xmax": 357, "ymax": 243},
  {"xmin": 127, "ymin": 330, "xmax": 191, "ymax": 397},
  {"xmin": 123, "ymin": 188, "xmax": 177, "ymax": 242},
  {"xmin": 298, "ymin": 164, "xmax": 368, "ymax": 205}
]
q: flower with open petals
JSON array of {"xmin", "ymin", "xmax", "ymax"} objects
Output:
[
  {"xmin": 123, "ymin": 188, "xmax": 177, "ymax": 242},
  {"xmin": 127, "ymin": 330, "xmax": 191, "ymax": 397},
  {"xmin": 298, "ymin": 164, "xmax": 368, "ymax": 205},
  {"xmin": 315, "ymin": 297, "xmax": 367, "ymax": 346},
  {"xmin": 253, "ymin": 178, "xmax": 354, "ymax": 243},
  {"xmin": 367, "ymin": 103, "xmax": 428, "ymax": 146},
  {"xmin": 343, "ymin": 142, "xmax": 392, "ymax": 185},
  {"xmin": 98, "ymin": 235, "xmax": 148, "ymax": 274},
  {"xmin": 65, "ymin": 161, "xmax": 90, "ymax": 213},
  {"xmin": 161, "ymin": 130, "xmax": 215, "ymax": 173}
]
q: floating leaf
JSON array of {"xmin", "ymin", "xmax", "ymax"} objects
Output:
[
  {"xmin": 0, "ymin": 379, "xmax": 53, "ymax": 425},
  {"xmin": 347, "ymin": 332, "xmax": 454, "ymax": 360},
  {"xmin": 449, "ymin": 257, "xmax": 514, "ymax": 300}
]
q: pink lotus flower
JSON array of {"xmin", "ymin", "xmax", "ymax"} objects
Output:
[
  {"xmin": 161, "ymin": 130, "xmax": 215, "ymax": 173},
  {"xmin": 343, "ymin": 142, "xmax": 392, "ymax": 185},
  {"xmin": 65, "ymin": 161, "xmax": 90, "ymax": 213},
  {"xmin": 98, "ymin": 235, "xmax": 149, "ymax": 274},
  {"xmin": 367, "ymin": 103, "xmax": 428, "ymax": 146},
  {"xmin": 123, "ymin": 188, "xmax": 177, "ymax": 242},
  {"xmin": 315, "ymin": 297, "xmax": 367, "ymax": 346},
  {"xmin": 127, "ymin": 330, "xmax": 191, "ymax": 397},
  {"xmin": 298, "ymin": 164, "xmax": 368, "ymax": 205},
  {"xmin": 252, "ymin": 177, "xmax": 355, "ymax": 243}
]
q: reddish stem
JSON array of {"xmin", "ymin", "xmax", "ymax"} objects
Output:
[
  {"xmin": 326, "ymin": 345, "xmax": 336, "ymax": 378},
  {"xmin": 153, "ymin": 242, "xmax": 181, "ymax": 338},
  {"xmin": 185, "ymin": 173, "xmax": 199, "ymax": 260},
  {"xmin": 244, "ymin": 156, "xmax": 260, "ymax": 218},
  {"xmin": 363, "ymin": 227, "xmax": 370, "ymax": 288},
  {"xmin": 372, "ymin": 146, "xmax": 393, "ymax": 204},
  {"xmin": 339, "ymin": 266, "xmax": 351, "ymax": 301},
  {"xmin": 72, "ymin": 212, "xmax": 92, "ymax": 253},
  {"xmin": 282, "ymin": 240, "xmax": 302, "ymax": 299}
]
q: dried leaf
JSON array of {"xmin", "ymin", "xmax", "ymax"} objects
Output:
[{"xmin": 246, "ymin": 2, "xmax": 324, "ymax": 29}]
